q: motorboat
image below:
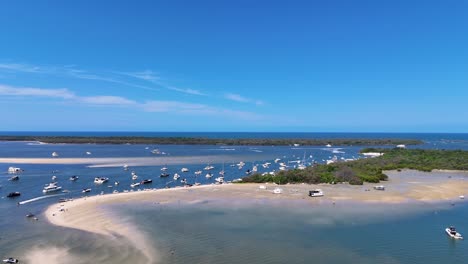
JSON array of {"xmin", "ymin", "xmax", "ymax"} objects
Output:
[
  {"xmin": 297, "ymin": 164, "xmax": 307, "ymax": 170},
  {"xmin": 374, "ymin": 185, "xmax": 385, "ymax": 191},
  {"xmin": 52, "ymin": 152, "xmax": 59, "ymax": 157},
  {"xmin": 86, "ymin": 151, "xmax": 92, "ymax": 155},
  {"xmin": 173, "ymin": 173, "xmax": 180, "ymax": 180},
  {"xmin": 245, "ymin": 169, "xmax": 251, "ymax": 175},
  {"xmin": 215, "ymin": 176, "xmax": 224, "ymax": 184},
  {"xmin": 326, "ymin": 144, "xmax": 332, "ymax": 147},
  {"xmin": 6, "ymin": 192, "xmax": 21, "ymax": 198},
  {"xmin": 8, "ymin": 175, "xmax": 19, "ymax": 181},
  {"xmin": 160, "ymin": 172, "xmax": 170, "ymax": 177},
  {"xmin": 219, "ymin": 170, "xmax": 225, "ymax": 176},
  {"xmin": 252, "ymin": 165, "xmax": 258, "ymax": 172},
  {"xmin": 204, "ymin": 165, "xmax": 214, "ymax": 170},
  {"xmin": 2, "ymin": 258, "xmax": 18, "ymax": 263},
  {"xmin": 132, "ymin": 174, "xmax": 139, "ymax": 180},
  {"xmin": 82, "ymin": 188, "xmax": 91, "ymax": 193},
  {"xmin": 43, "ymin": 182, "xmax": 62, "ymax": 193},
  {"xmin": 153, "ymin": 149, "xmax": 161, "ymax": 154},
  {"xmin": 180, "ymin": 178, "xmax": 187, "ymax": 184},
  {"xmin": 195, "ymin": 170, "xmax": 202, "ymax": 175},
  {"xmin": 232, "ymin": 178, "xmax": 243, "ymax": 183},
  {"xmin": 115, "ymin": 181, "xmax": 120, "ymax": 185},
  {"xmin": 181, "ymin": 168, "xmax": 189, "ymax": 172},
  {"xmin": 52, "ymin": 175, "xmax": 57, "ymax": 181},
  {"xmin": 205, "ymin": 173, "xmax": 213, "ymax": 178},
  {"xmin": 94, "ymin": 177, "xmax": 109, "ymax": 184},
  {"xmin": 446, "ymin": 226, "xmax": 463, "ymax": 239},
  {"xmin": 273, "ymin": 188, "xmax": 283, "ymax": 194},
  {"xmin": 309, "ymin": 189, "xmax": 324, "ymax": 197},
  {"xmin": 279, "ymin": 166, "xmax": 287, "ymax": 171},
  {"xmin": 141, "ymin": 179, "xmax": 153, "ymax": 184},
  {"xmin": 274, "ymin": 158, "xmax": 281, "ymax": 163},
  {"xmin": 130, "ymin": 182, "xmax": 141, "ymax": 188},
  {"xmin": 259, "ymin": 185, "xmax": 267, "ymax": 190},
  {"xmin": 26, "ymin": 213, "xmax": 35, "ymax": 218},
  {"xmin": 161, "ymin": 166, "xmax": 168, "ymax": 171},
  {"xmin": 123, "ymin": 164, "xmax": 129, "ymax": 170},
  {"xmin": 8, "ymin": 167, "xmax": 22, "ymax": 174},
  {"xmin": 293, "ymin": 143, "xmax": 300, "ymax": 147},
  {"xmin": 69, "ymin": 175, "xmax": 79, "ymax": 181}
]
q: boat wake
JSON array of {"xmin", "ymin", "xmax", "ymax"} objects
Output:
[{"xmin": 19, "ymin": 193, "xmax": 64, "ymax": 205}]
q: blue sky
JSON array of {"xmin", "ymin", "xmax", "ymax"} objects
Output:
[{"xmin": 0, "ymin": 0, "xmax": 467, "ymax": 132}]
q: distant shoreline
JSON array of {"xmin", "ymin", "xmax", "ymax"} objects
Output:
[{"xmin": 0, "ymin": 135, "xmax": 423, "ymax": 146}]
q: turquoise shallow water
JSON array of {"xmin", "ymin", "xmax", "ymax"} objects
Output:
[{"xmin": 115, "ymin": 200, "xmax": 468, "ymax": 264}]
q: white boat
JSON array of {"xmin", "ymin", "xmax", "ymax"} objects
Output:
[
  {"xmin": 43, "ymin": 182, "xmax": 62, "ymax": 193},
  {"xmin": 297, "ymin": 164, "xmax": 306, "ymax": 170},
  {"xmin": 446, "ymin": 226, "xmax": 463, "ymax": 239},
  {"xmin": 262, "ymin": 162, "xmax": 271, "ymax": 168},
  {"xmin": 123, "ymin": 164, "xmax": 129, "ymax": 170},
  {"xmin": 51, "ymin": 175, "xmax": 57, "ymax": 181},
  {"xmin": 274, "ymin": 158, "xmax": 281, "ymax": 163},
  {"xmin": 232, "ymin": 178, "xmax": 243, "ymax": 183},
  {"xmin": 69, "ymin": 175, "xmax": 79, "ymax": 181},
  {"xmin": 173, "ymin": 173, "xmax": 180, "ymax": 180},
  {"xmin": 161, "ymin": 166, "xmax": 168, "ymax": 171},
  {"xmin": 205, "ymin": 173, "xmax": 213, "ymax": 178},
  {"xmin": 237, "ymin": 161, "xmax": 245, "ymax": 167},
  {"xmin": 94, "ymin": 177, "xmax": 109, "ymax": 184},
  {"xmin": 7, "ymin": 167, "xmax": 22, "ymax": 174},
  {"xmin": 115, "ymin": 181, "xmax": 120, "ymax": 185},
  {"xmin": 309, "ymin": 189, "xmax": 324, "ymax": 197},
  {"xmin": 130, "ymin": 182, "xmax": 141, "ymax": 188},
  {"xmin": 252, "ymin": 165, "xmax": 258, "ymax": 172},
  {"xmin": 86, "ymin": 151, "xmax": 92, "ymax": 155},
  {"xmin": 2, "ymin": 258, "xmax": 18, "ymax": 263},
  {"xmin": 273, "ymin": 187, "xmax": 283, "ymax": 194},
  {"xmin": 52, "ymin": 152, "xmax": 59, "ymax": 157},
  {"xmin": 132, "ymin": 174, "xmax": 138, "ymax": 180},
  {"xmin": 326, "ymin": 144, "xmax": 332, "ymax": 147},
  {"xmin": 181, "ymin": 178, "xmax": 187, "ymax": 184},
  {"xmin": 215, "ymin": 176, "xmax": 224, "ymax": 184},
  {"xmin": 82, "ymin": 188, "xmax": 91, "ymax": 193},
  {"xmin": 204, "ymin": 165, "xmax": 214, "ymax": 170},
  {"xmin": 326, "ymin": 156, "xmax": 338, "ymax": 165},
  {"xmin": 195, "ymin": 170, "xmax": 202, "ymax": 175},
  {"xmin": 151, "ymin": 149, "xmax": 161, "ymax": 154},
  {"xmin": 219, "ymin": 170, "xmax": 225, "ymax": 176},
  {"xmin": 374, "ymin": 185, "xmax": 385, "ymax": 191},
  {"xmin": 279, "ymin": 166, "xmax": 287, "ymax": 171},
  {"xmin": 259, "ymin": 185, "xmax": 267, "ymax": 190},
  {"xmin": 181, "ymin": 168, "xmax": 189, "ymax": 172}
]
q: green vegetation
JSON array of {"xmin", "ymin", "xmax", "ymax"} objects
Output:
[
  {"xmin": 242, "ymin": 148, "xmax": 468, "ymax": 185},
  {"xmin": 0, "ymin": 136, "xmax": 422, "ymax": 146}
]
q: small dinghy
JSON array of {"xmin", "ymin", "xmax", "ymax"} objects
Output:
[
  {"xmin": 2, "ymin": 258, "xmax": 18, "ymax": 263},
  {"xmin": 446, "ymin": 226, "xmax": 463, "ymax": 239}
]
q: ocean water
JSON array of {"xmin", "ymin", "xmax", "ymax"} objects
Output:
[{"xmin": 1, "ymin": 132, "xmax": 468, "ymax": 263}]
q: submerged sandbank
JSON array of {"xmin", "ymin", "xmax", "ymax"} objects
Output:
[{"xmin": 0, "ymin": 154, "xmax": 269, "ymax": 167}]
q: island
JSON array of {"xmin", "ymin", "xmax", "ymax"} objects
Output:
[
  {"xmin": 0, "ymin": 135, "xmax": 423, "ymax": 146},
  {"xmin": 242, "ymin": 148, "xmax": 468, "ymax": 185}
]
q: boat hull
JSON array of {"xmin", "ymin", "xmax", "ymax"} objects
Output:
[{"xmin": 446, "ymin": 228, "xmax": 463, "ymax": 239}]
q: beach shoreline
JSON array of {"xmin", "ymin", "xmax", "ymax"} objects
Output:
[{"xmin": 43, "ymin": 170, "xmax": 468, "ymax": 263}]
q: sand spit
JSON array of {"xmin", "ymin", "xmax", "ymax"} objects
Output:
[{"xmin": 0, "ymin": 154, "xmax": 269, "ymax": 167}]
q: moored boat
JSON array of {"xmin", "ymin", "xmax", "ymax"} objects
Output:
[
  {"xmin": 446, "ymin": 226, "xmax": 463, "ymax": 239},
  {"xmin": 8, "ymin": 167, "xmax": 22, "ymax": 174},
  {"xmin": 43, "ymin": 182, "xmax": 62, "ymax": 193},
  {"xmin": 8, "ymin": 175, "xmax": 19, "ymax": 181},
  {"xmin": 2, "ymin": 258, "xmax": 18, "ymax": 263},
  {"xmin": 69, "ymin": 175, "xmax": 79, "ymax": 181},
  {"xmin": 6, "ymin": 192, "xmax": 21, "ymax": 198},
  {"xmin": 82, "ymin": 188, "xmax": 91, "ymax": 193},
  {"xmin": 160, "ymin": 172, "xmax": 170, "ymax": 178},
  {"xmin": 94, "ymin": 177, "xmax": 109, "ymax": 184},
  {"xmin": 374, "ymin": 185, "xmax": 385, "ymax": 191},
  {"xmin": 141, "ymin": 179, "xmax": 153, "ymax": 184},
  {"xmin": 309, "ymin": 189, "xmax": 324, "ymax": 197}
]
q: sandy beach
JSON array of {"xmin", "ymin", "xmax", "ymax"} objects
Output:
[
  {"xmin": 0, "ymin": 155, "xmax": 268, "ymax": 167},
  {"xmin": 43, "ymin": 170, "xmax": 468, "ymax": 263}
]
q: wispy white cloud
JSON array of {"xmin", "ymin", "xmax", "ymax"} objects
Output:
[
  {"xmin": 0, "ymin": 84, "xmax": 75, "ymax": 99},
  {"xmin": 0, "ymin": 84, "xmax": 263, "ymax": 121},
  {"xmin": 119, "ymin": 70, "xmax": 207, "ymax": 96},
  {"xmin": 80, "ymin": 96, "xmax": 137, "ymax": 105},
  {"xmin": 0, "ymin": 63, "xmax": 43, "ymax": 73},
  {"xmin": 225, "ymin": 93, "xmax": 264, "ymax": 105}
]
